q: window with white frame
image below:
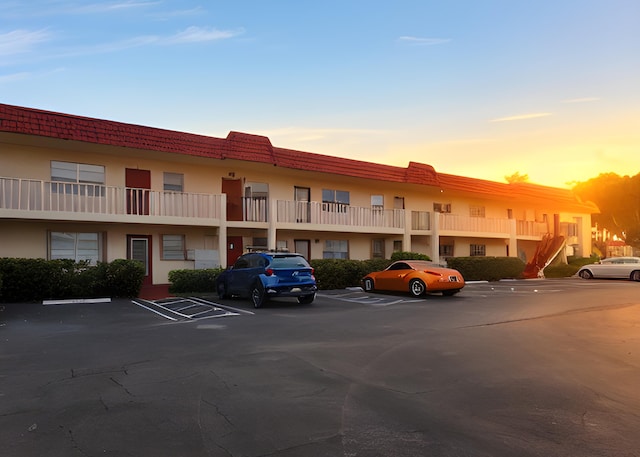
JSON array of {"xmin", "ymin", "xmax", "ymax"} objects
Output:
[
  {"xmin": 469, "ymin": 206, "xmax": 486, "ymax": 217},
  {"xmin": 371, "ymin": 195, "xmax": 384, "ymax": 210},
  {"xmin": 51, "ymin": 161, "xmax": 105, "ymax": 195},
  {"xmin": 49, "ymin": 232, "xmax": 103, "ymax": 265},
  {"xmin": 433, "ymin": 202, "xmax": 452, "ymax": 213},
  {"xmin": 163, "ymin": 172, "xmax": 184, "ymax": 192},
  {"xmin": 323, "ymin": 240, "xmax": 348, "ymax": 259},
  {"xmin": 162, "ymin": 234, "xmax": 185, "ymax": 260},
  {"xmin": 322, "ymin": 189, "xmax": 350, "ymax": 212},
  {"xmin": 470, "ymin": 244, "xmax": 486, "ymax": 256},
  {"xmin": 372, "ymin": 239, "xmax": 385, "ymax": 258}
]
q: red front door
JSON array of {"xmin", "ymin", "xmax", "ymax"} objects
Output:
[
  {"xmin": 226, "ymin": 236, "xmax": 244, "ymax": 267},
  {"xmin": 222, "ymin": 178, "xmax": 243, "ymax": 221},
  {"xmin": 126, "ymin": 168, "xmax": 151, "ymax": 215}
]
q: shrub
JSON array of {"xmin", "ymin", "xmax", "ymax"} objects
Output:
[
  {"xmin": 104, "ymin": 259, "xmax": 146, "ymax": 298},
  {"xmin": 309, "ymin": 259, "xmax": 364, "ymax": 290},
  {"xmin": 0, "ymin": 258, "xmax": 145, "ymax": 302},
  {"xmin": 168, "ymin": 268, "xmax": 225, "ymax": 294},
  {"xmin": 544, "ymin": 264, "xmax": 581, "ymax": 278},
  {"xmin": 447, "ymin": 257, "xmax": 526, "ymax": 281},
  {"xmin": 390, "ymin": 251, "xmax": 431, "ymax": 261}
]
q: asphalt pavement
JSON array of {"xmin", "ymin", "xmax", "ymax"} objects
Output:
[{"xmin": 2, "ymin": 278, "xmax": 639, "ymax": 457}]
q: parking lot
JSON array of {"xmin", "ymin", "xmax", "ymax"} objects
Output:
[{"xmin": 2, "ymin": 278, "xmax": 640, "ymax": 457}]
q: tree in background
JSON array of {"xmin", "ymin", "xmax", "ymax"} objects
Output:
[
  {"xmin": 573, "ymin": 172, "xmax": 640, "ymax": 249},
  {"xmin": 505, "ymin": 172, "xmax": 529, "ymax": 184}
]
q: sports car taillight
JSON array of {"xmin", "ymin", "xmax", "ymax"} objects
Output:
[
  {"xmin": 265, "ymin": 268, "xmax": 274, "ymax": 276},
  {"xmin": 424, "ymin": 270, "xmax": 442, "ymax": 276}
]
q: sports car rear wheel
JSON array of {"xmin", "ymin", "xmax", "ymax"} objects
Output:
[
  {"xmin": 631, "ymin": 270, "xmax": 640, "ymax": 282},
  {"xmin": 579, "ymin": 270, "xmax": 593, "ymax": 279},
  {"xmin": 409, "ymin": 279, "xmax": 426, "ymax": 297}
]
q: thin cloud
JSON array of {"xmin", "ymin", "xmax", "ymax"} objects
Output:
[
  {"xmin": 490, "ymin": 113, "xmax": 552, "ymax": 122},
  {"xmin": 561, "ymin": 97, "xmax": 600, "ymax": 104},
  {"xmin": 0, "ymin": 29, "xmax": 52, "ymax": 56},
  {"xmin": 398, "ymin": 36, "xmax": 451, "ymax": 46},
  {"xmin": 0, "ymin": 71, "xmax": 31, "ymax": 83},
  {"xmin": 72, "ymin": 1, "xmax": 161, "ymax": 14},
  {"xmin": 163, "ymin": 26, "xmax": 245, "ymax": 44}
]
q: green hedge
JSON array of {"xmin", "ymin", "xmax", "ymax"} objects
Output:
[
  {"xmin": 446, "ymin": 256, "xmax": 526, "ymax": 281},
  {"xmin": 168, "ymin": 268, "xmax": 225, "ymax": 294},
  {"xmin": 0, "ymin": 258, "xmax": 145, "ymax": 303}
]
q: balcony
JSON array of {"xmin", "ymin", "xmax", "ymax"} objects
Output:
[
  {"xmin": 0, "ymin": 177, "xmax": 223, "ymax": 222},
  {"xmin": 276, "ymin": 200, "xmax": 404, "ymax": 230},
  {"xmin": 439, "ymin": 213, "xmax": 511, "ymax": 235},
  {"xmin": 517, "ymin": 220, "xmax": 549, "ymax": 238},
  {"xmin": 411, "ymin": 211, "xmax": 431, "ymax": 231}
]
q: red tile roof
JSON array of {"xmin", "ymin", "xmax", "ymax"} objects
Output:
[{"xmin": 0, "ymin": 103, "xmax": 595, "ymax": 211}]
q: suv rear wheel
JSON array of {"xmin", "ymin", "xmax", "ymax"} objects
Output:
[{"xmin": 251, "ymin": 282, "xmax": 266, "ymax": 308}]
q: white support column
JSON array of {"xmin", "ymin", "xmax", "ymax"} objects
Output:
[
  {"xmin": 218, "ymin": 194, "xmax": 227, "ymax": 267},
  {"xmin": 268, "ymin": 198, "xmax": 277, "ymax": 250},
  {"xmin": 508, "ymin": 218, "xmax": 517, "ymax": 257},
  {"xmin": 431, "ymin": 211, "xmax": 440, "ymax": 264},
  {"xmin": 403, "ymin": 209, "xmax": 412, "ymax": 253}
]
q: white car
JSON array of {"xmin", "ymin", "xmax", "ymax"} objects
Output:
[{"xmin": 577, "ymin": 256, "xmax": 640, "ymax": 281}]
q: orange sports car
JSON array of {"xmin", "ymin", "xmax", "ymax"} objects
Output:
[{"xmin": 362, "ymin": 260, "xmax": 465, "ymax": 297}]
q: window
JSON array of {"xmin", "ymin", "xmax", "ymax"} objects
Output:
[
  {"xmin": 323, "ymin": 189, "xmax": 350, "ymax": 204},
  {"xmin": 245, "ymin": 182, "xmax": 269, "ymax": 198},
  {"xmin": 433, "ymin": 203, "xmax": 451, "ymax": 213},
  {"xmin": 470, "ymin": 206, "xmax": 486, "ymax": 217},
  {"xmin": 51, "ymin": 161, "xmax": 105, "ymax": 195},
  {"xmin": 163, "ymin": 172, "xmax": 184, "ymax": 192},
  {"xmin": 372, "ymin": 239, "xmax": 385, "ymax": 258},
  {"xmin": 50, "ymin": 232, "xmax": 102, "ymax": 265},
  {"xmin": 162, "ymin": 235, "xmax": 185, "ymax": 260},
  {"xmin": 440, "ymin": 244, "xmax": 454, "ymax": 257},
  {"xmin": 323, "ymin": 189, "xmax": 349, "ymax": 212},
  {"xmin": 323, "ymin": 240, "xmax": 348, "ymax": 259},
  {"xmin": 371, "ymin": 195, "xmax": 384, "ymax": 210},
  {"xmin": 394, "ymin": 196, "xmax": 405, "ymax": 209},
  {"xmin": 393, "ymin": 240, "xmax": 403, "ymax": 252},
  {"xmin": 470, "ymin": 244, "xmax": 486, "ymax": 256}
]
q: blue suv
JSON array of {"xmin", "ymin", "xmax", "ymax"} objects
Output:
[{"xmin": 216, "ymin": 252, "xmax": 317, "ymax": 308}]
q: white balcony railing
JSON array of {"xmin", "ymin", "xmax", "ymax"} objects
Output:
[
  {"xmin": 440, "ymin": 213, "xmax": 511, "ymax": 234},
  {"xmin": 517, "ymin": 220, "xmax": 549, "ymax": 237},
  {"xmin": 0, "ymin": 177, "xmax": 222, "ymax": 219},
  {"xmin": 411, "ymin": 211, "xmax": 431, "ymax": 230},
  {"xmin": 276, "ymin": 200, "xmax": 405, "ymax": 229},
  {"xmin": 242, "ymin": 196, "xmax": 268, "ymax": 222}
]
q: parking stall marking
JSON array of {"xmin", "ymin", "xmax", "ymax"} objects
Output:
[
  {"xmin": 132, "ymin": 297, "xmax": 253, "ymax": 321},
  {"xmin": 317, "ymin": 291, "xmax": 424, "ymax": 307}
]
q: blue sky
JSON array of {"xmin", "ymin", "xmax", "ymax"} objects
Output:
[{"xmin": 2, "ymin": 0, "xmax": 639, "ymax": 188}]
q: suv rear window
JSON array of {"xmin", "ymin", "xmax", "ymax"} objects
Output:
[{"xmin": 270, "ymin": 256, "xmax": 310, "ymax": 268}]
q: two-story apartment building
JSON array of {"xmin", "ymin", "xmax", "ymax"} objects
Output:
[{"xmin": 0, "ymin": 103, "xmax": 597, "ymax": 297}]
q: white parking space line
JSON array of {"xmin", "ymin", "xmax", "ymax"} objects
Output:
[
  {"xmin": 131, "ymin": 300, "xmax": 179, "ymax": 321},
  {"xmin": 317, "ymin": 292, "xmax": 423, "ymax": 307},
  {"xmin": 132, "ymin": 297, "xmax": 252, "ymax": 321}
]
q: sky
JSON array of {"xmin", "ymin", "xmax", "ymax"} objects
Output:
[{"xmin": 1, "ymin": 0, "xmax": 639, "ymax": 189}]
